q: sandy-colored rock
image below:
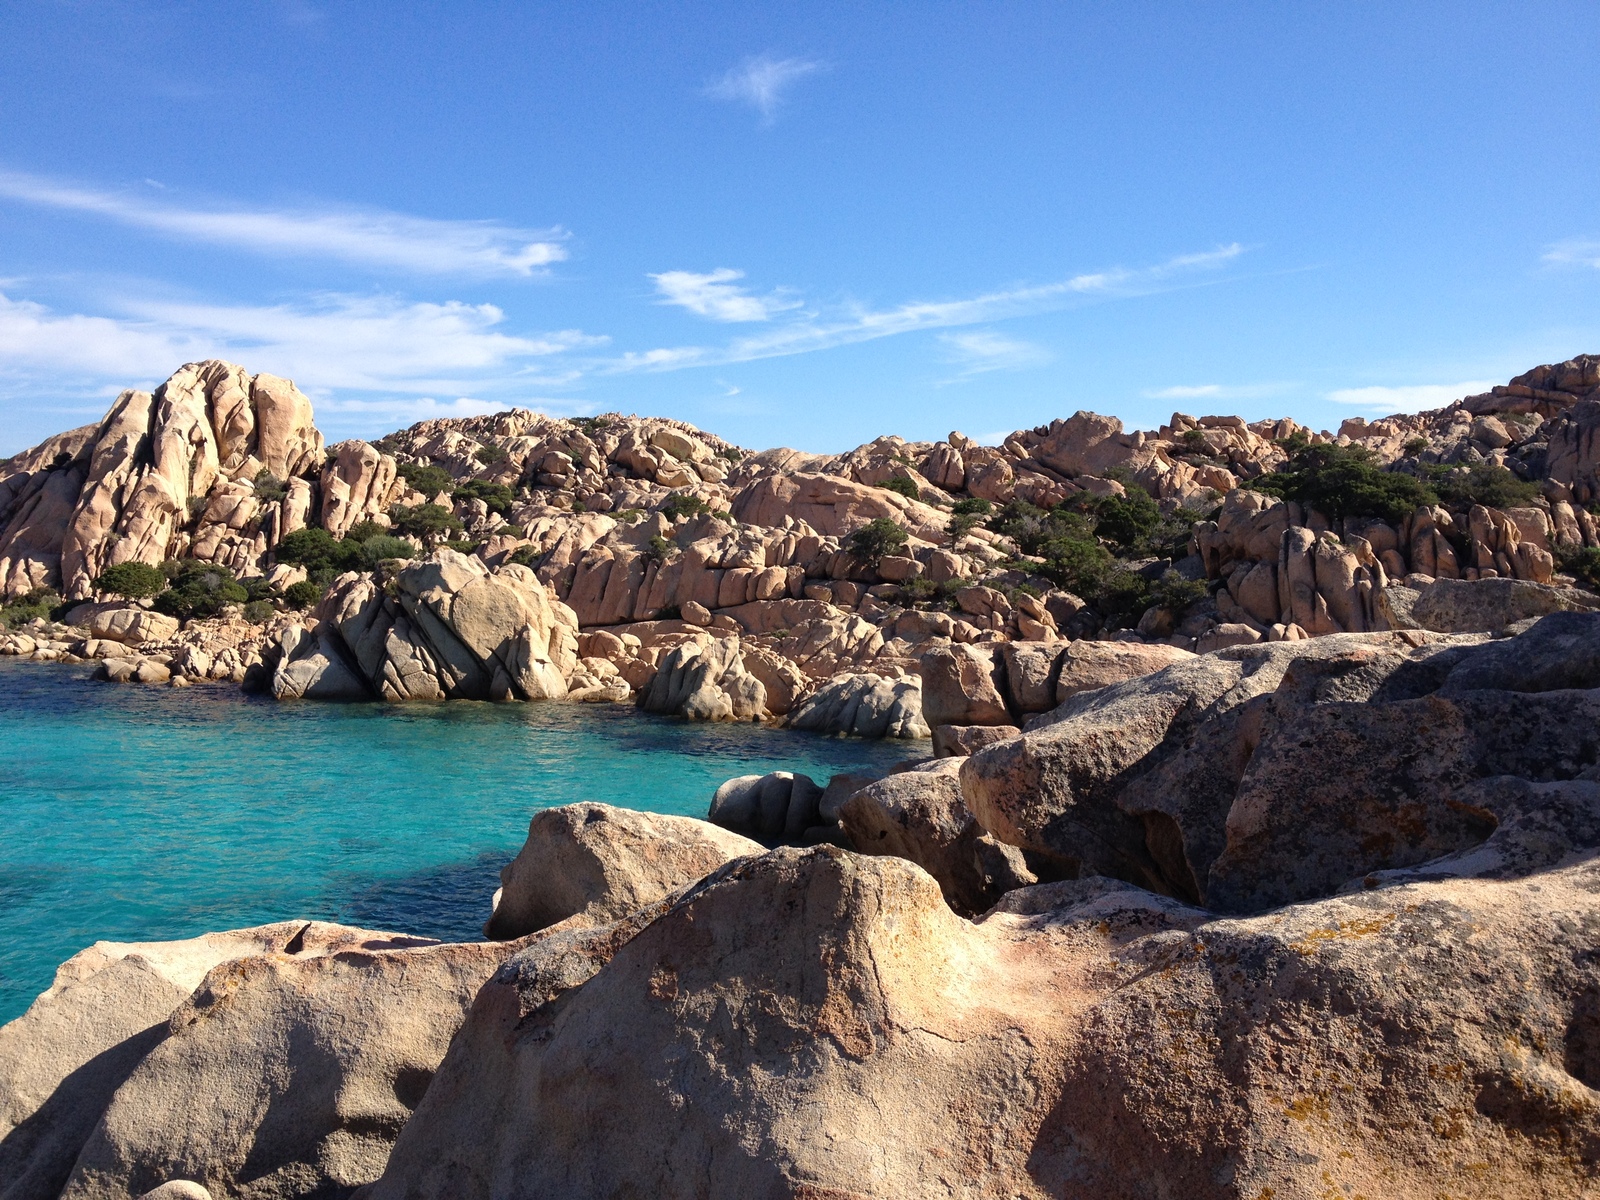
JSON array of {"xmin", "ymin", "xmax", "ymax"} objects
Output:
[
  {"xmin": 708, "ymin": 772, "xmax": 826, "ymax": 840},
  {"xmin": 360, "ymin": 844, "xmax": 1600, "ymax": 1199},
  {"xmin": 485, "ymin": 803, "xmax": 760, "ymax": 940},
  {"xmin": 319, "ymin": 441, "xmax": 398, "ymax": 539},
  {"xmin": 1052, "ymin": 639, "xmax": 1196, "ymax": 703},
  {"xmin": 920, "ymin": 644, "xmax": 1010, "ymax": 727},
  {"xmin": 59, "ymin": 928, "xmax": 508, "ymax": 1200},
  {"xmin": 1412, "ymin": 575, "xmax": 1600, "ymax": 632},
  {"xmin": 839, "ymin": 759, "xmax": 1034, "ymax": 914},
  {"xmin": 784, "ymin": 672, "xmax": 928, "ymax": 739},
  {"xmin": 0, "ymin": 924, "xmax": 371, "ymax": 1200},
  {"xmin": 637, "ymin": 637, "xmax": 766, "ymax": 721},
  {"xmin": 86, "ymin": 609, "xmax": 180, "ymax": 646},
  {"xmin": 270, "ymin": 623, "xmax": 368, "ymax": 700}
]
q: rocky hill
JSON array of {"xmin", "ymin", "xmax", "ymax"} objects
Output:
[{"xmin": 4, "ymin": 356, "xmax": 1600, "ymax": 731}]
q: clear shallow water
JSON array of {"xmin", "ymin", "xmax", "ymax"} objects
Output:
[{"xmin": 0, "ymin": 659, "xmax": 910, "ymax": 1022}]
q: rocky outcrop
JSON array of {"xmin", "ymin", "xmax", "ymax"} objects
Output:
[
  {"xmin": 636, "ymin": 636, "xmax": 767, "ymax": 721},
  {"xmin": 274, "ymin": 550, "xmax": 581, "ymax": 702},
  {"xmin": 958, "ymin": 617, "xmax": 1600, "ymax": 912},
  {"xmin": 708, "ymin": 771, "xmax": 828, "ymax": 841},
  {"xmin": 837, "ymin": 758, "xmax": 1034, "ymax": 914},
  {"xmin": 0, "ymin": 923, "xmax": 422, "ymax": 1200},
  {"xmin": 1410, "ymin": 575, "xmax": 1600, "ymax": 632},
  {"xmin": 782, "ymin": 671, "xmax": 927, "ymax": 738},
  {"xmin": 58, "ymin": 929, "xmax": 510, "ymax": 1200},
  {"xmin": 484, "ymin": 803, "xmax": 760, "ymax": 940},
  {"xmin": 358, "ymin": 844, "xmax": 1600, "ymax": 1199}
]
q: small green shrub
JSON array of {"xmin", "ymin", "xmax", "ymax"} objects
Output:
[
  {"xmin": 153, "ymin": 563, "xmax": 249, "ymax": 620},
  {"xmin": 1403, "ymin": 437, "xmax": 1429, "ymax": 456},
  {"xmin": 1150, "ymin": 570, "xmax": 1206, "ymax": 613},
  {"xmin": 359, "ymin": 535, "xmax": 417, "ymax": 566},
  {"xmin": 1562, "ymin": 546, "xmax": 1600, "ymax": 592},
  {"xmin": 613, "ymin": 507, "xmax": 645, "ymax": 524},
  {"xmin": 0, "ymin": 588, "xmax": 62, "ymax": 629},
  {"xmin": 475, "ymin": 443, "xmax": 510, "ymax": 466},
  {"xmin": 242, "ymin": 599, "xmax": 276, "ymax": 623},
  {"xmin": 847, "ymin": 517, "xmax": 909, "ymax": 562},
  {"xmin": 93, "ymin": 561, "xmax": 167, "ymax": 599},
  {"xmin": 241, "ymin": 576, "xmax": 280, "ymax": 603},
  {"xmin": 253, "ymin": 469, "xmax": 288, "ymax": 503},
  {"xmin": 276, "ymin": 528, "xmax": 362, "ymax": 575},
  {"xmin": 718, "ymin": 447, "xmax": 742, "ymax": 463},
  {"xmin": 454, "ymin": 479, "xmax": 515, "ymax": 515},
  {"xmin": 282, "ymin": 580, "xmax": 324, "ymax": 610},
  {"xmin": 343, "ymin": 519, "xmax": 387, "ymax": 544},
  {"xmin": 647, "ymin": 535, "xmax": 678, "ymax": 562},
  {"xmin": 1181, "ymin": 429, "xmax": 1210, "ymax": 453},
  {"xmin": 901, "ymin": 577, "xmax": 939, "ymax": 602},
  {"xmin": 880, "ymin": 476, "xmax": 921, "ymax": 501},
  {"xmin": 508, "ymin": 546, "xmax": 540, "ymax": 567},
  {"xmin": 1090, "ymin": 489, "xmax": 1162, "ymax": 551},
  {"xmin": 389, "ymin": 503, "xmax": 464, "ymax": 546},
  {"xmin": 440, "ymin": 538, "xmax": 477, "ymax": 554},
  {"xmin": 661, "ymin": 493, "xmax": 712, "ymax": 522},
  {"xmin": 951, "ymin": 497, "xmax": 992, "ymax": 516},
  {"xmin": 947, "ymin": 512, "xmax": 983, "ymax": 540},
  {"xmin": 397, "ymin": 462, "xmax": 455, "ymax": 497}
]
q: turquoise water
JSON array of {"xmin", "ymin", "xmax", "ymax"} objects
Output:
[{"xmin": 0, "ymin": 659, "xmax": 910, "ymax": 1023}]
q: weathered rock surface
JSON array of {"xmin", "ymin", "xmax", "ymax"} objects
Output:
[
  {"xmin": 1411, "ymin": 575, "xmax": 1600, "ymax": 632},
  {"xmin": 0, "ymin": 924, "xmax": 414, "ymax": 1200},
  {"xmin": 707, "ymin": 771, "xmax": 827, "ymax": 841},
  {"xmin": 357, "ymin": 844, "xmax": 1600, "ymax": 1199},
  {"xmin": 783, "ymin": 671, "xmax": 927, "ymax": 738},
  {"xmin": 484, "ymin": 803, "xmax": 760, "ymax": 940},
  {"xmin": 56, "ymin": 927, "xmax": 507, "ymax": 1200},
  {"xmin": 637, "ymin": 636, "xmax": 766, "ymax": 721},
  {"xmin": 838, "ymin": 758, "xmax": 1034, "ymax": 914}
]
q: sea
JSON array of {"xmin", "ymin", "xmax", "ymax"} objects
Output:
[{"xmin": 0, "ymin": 658, "xmax": 910, "ymax": 1023}]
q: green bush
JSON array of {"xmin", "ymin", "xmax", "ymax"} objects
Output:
[
  {"xmin": 276, "ymin": 528, "xmax": 362, "ymax": 575},
  {"xmin": 0, "ymin": 588, "xmax": 62, "ymax": 629},
  {"xmin": 947, "ymin": 512, "xmax": 983, "ymax": 540},
  {"xmin": 847, "ymin": 517, "xmax": 909, "ymax": 562},
  {"xmin": 440, "ymin": 538, "xmax": 477, "ymax": 554},
  {"xmin": 1562, "ymin": 546, "xmax": 1600, "ymax": 591},
  {"xmin": 718, "ymin": 446, "xmax": 742, "ymax": 463},
  {"xmin": 1403, "ymin": 437, "xmax": 1429, "ymax": 456},
  {"xmin": 241, "ymin": 576, "xmax": 279, "ymax": 603},
  {"xmin": 153, "ymin": 563, "xmax": 249, "ymax": 620},
  {"xmin": 359, "ymin": 535, "xmax": 417, "ymax": 566},
  {"xmin": 951, "ymin": 497, "xmax": 992, "ymax": 516},
  {"xmin": 475, "ymin": 443, "xmax": 509, "ymax": 466},
  {"xmin": 614, "ymin": 507, "xmax": 645, "ymax": 524},
  {"xmin": 1180, "ymin": 429, "xmax": 1211, "ymax": 453},
  {"xmin": 454, "ymin": 479, "xmax": 515, "ymax": 515},
  {"xmin": 397, "ymin": 462, "xmax": 455, "ymax": 497},
  {"xmin": 661, "ymin": 493, "xmax": 712, "ymax": 522},
  {"xmin": 343, "ymin": 519, "xmax": 388, "ymax": 544},
  {"xmin": 1254, "ymin": 443, "xmax": 1437, "ymax": 523},
  {"xmin": 93, "ymin": 561, "xmax": 167, "ymax": 599},
  {"xmin": 647, "ymin": 535, "xmax": 678, "ymax": 562},
  {"xmin": 389, "ymin": 503, "xmax": 464, "ymax": 546},
  {"xmin": 242, "ymin": 599, "xmax": 276, "ymax": 623},
  {"xmin": 1150, "ymin": 569, "xmax": 1206, "ymax": 613},
  {"xmin": 880, "ymin": 476, "xmax": 921, "ymax": 501},
  {"xmin": 253, "ymin": 469, "xmax": 288, "ymax": 503},
  {"xmin": 1426, "ymin": 462, "xmax": 1539, "ymax": 510},
  {"xmin": 901, "ymin": 577, "xmax": 939, "ymax": 602},
  {"xmin": 282, "ymin": 580, "xmax": 324, "ymax": 610},
  {"xmin": 1089, "ymin": 489, "xmax": 1162, "ymax": 551}
]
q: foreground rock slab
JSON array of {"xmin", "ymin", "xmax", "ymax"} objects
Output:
[{"xmin": 357, "ymin": 845, "xmax": 1600, "ymax": 1199}]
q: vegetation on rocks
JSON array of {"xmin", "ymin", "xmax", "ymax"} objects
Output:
[
  {"xmin": 153, "ymin": 562, "xmax": 249, "ymax": 620},
  {"xmin": 0, "ymin": 587, "xmax": 62, "ymax": 628},
  {"xmin": 1253, "ymin": 441, "xmax": 1438, "ymax": 522},
  {"xmin": 454, "ymin": 479, "xmax": 515, "ymax": 515},
  {"xmin": 92, "ymin": 561, "xmax": 168, "ymax": 599},
  {"xmin": 283, "ymin": 579, "xmax": 324, "ymax": 610},
  {"xmin": 396, "ymin": 462, "xmax": 455, "ymax": 497},
  {"xmin": 389, "ymin": 503, "xmax": 463, "ymax": 547},
  {"xmin": 880, "ymin": 475, "xmax": 921, "ymax": 501},
  {"xmin": 846, "ymin": 517, "xmax": 909, "ymax": 562}
]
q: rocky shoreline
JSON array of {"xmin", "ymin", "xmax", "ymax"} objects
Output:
[{"xmin": 7, "ymin": 357, "xmax": 1600, "ymax": 1196}]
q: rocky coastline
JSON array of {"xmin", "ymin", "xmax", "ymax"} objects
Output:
[{"xmin": 6, "ymin": 357, "xmax": 1600, "ymax": 1195}]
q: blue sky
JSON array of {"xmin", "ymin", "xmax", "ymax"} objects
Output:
[{"xmin": 1, "ymin": 1, "xmax": 1598, "ymax": 457}]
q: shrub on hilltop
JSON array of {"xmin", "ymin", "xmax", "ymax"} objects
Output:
[{"xmin": 1253, "ymin": 443, "xmax": 1437, "ymax": 523}]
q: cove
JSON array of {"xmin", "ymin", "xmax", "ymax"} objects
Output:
[{"xmin": 0, "ymin": 659, "xmax": 910, "ymax": 1022}]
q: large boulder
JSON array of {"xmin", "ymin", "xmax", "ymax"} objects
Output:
[
  {"xmin": 783, "ymin": 672, "xmax": 928, "ymax": 739},
  {"xmin": 0, "ymin": 924, "xmax": 411, "ymax": 1200},
  {"xmin": 708, "ymin": 772, "xmax": 826, "ymax": 841},
  {"xmin": 1052, "ymin": 639, "xmax": 1197, "ymax": 703},
  {"xmin": 58, "ymin": 929, "xmax": 510, "ymax": 1200},
  {"xmin": 358, "ymin": 845, "xmax": 1600, "ymax": 1199},
  {"xmin": 485, "ymin": 803, "xmax": 761, "ymax": 940},
  {"xmin": 837, "ymin": 758, "xmax": 1034, "ymax": 914},
  {"xmin": 919, "ymin": 644, "xmax": 1010, "ymax": 727},
  {"xmin": 1411, "ymin": 575, "xmax": 1600, "ymax": 633},
  {"xmin": 269, "ymin": 623, "xmax": 369, "ymax": 700},
  {"xmin": 84, "ymin": 609, "xmax": 180, "ymax": 647},
  {"xmin": 637, "ymin": 637, "xmax": 766, "ymax": 722}
]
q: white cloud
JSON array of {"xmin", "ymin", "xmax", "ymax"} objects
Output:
[
  {"xmin": 0, "ymin": 169, "xmax": 568, "ymax": 277},
  {"xmin": 1542, "ymin": 239, "xmax": 1600, "ymax": 269},
  {"xmin": 1147, "ymin": 384, "xmax": 1223, "ymax": 399},
  {"xmin": 616, "ymin": 244, "xmax": 1245, "ymax": 373},
  {"xmin": 0, "ymin": 289, "xmax": 601, "ymax": 398},
  {"xmin": 706, "ymin": 55, "xmax": 822, "ymax": 122},
  {"xmin": 938, "ymin": 330, "xmax": 1051, "ymax": 381},
  {"xmin": 1327, "ymin": 380, "xmax": 1494, "ymax": 413},
  {"xmin": 650, "ymin": 268, "xmax": 801, "ymax": 322}
]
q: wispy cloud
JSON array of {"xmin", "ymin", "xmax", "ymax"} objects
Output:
[
  {"xmin": 616, "ymin": 244, "xmax": 1245, "ymax": 373},
  {"xmin": 650, "ymin": 268, "xmax": 802, "ymax": 322},
  {"xmin": 705, "ymin": 55, "xmax": 822, "ymax": 123},
  {"xmin": 1142, "ymin": 381, "xmax": 1293, "ymax": 403},
  {"xmin": 0, "ymin": 289, "xmax": 599, "ymax": 397},
  {"xmin": 1147, "ymin": 384, "xmax": 1222, "ymax": 399},
  {"xmin": 0, "ymin": 169, "xmax": 568, "ymax": 277},
  {"xmin": 1327, "ymin": 380, "xmax": 1493, "ymax": 413},
  {"xmin": 937, "ymin": 330, "xmax": 1051, "ymax": 382},
  {"xmin": 1542, "ymin": 239, "xmax": 1600, "ymax": 269}
]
